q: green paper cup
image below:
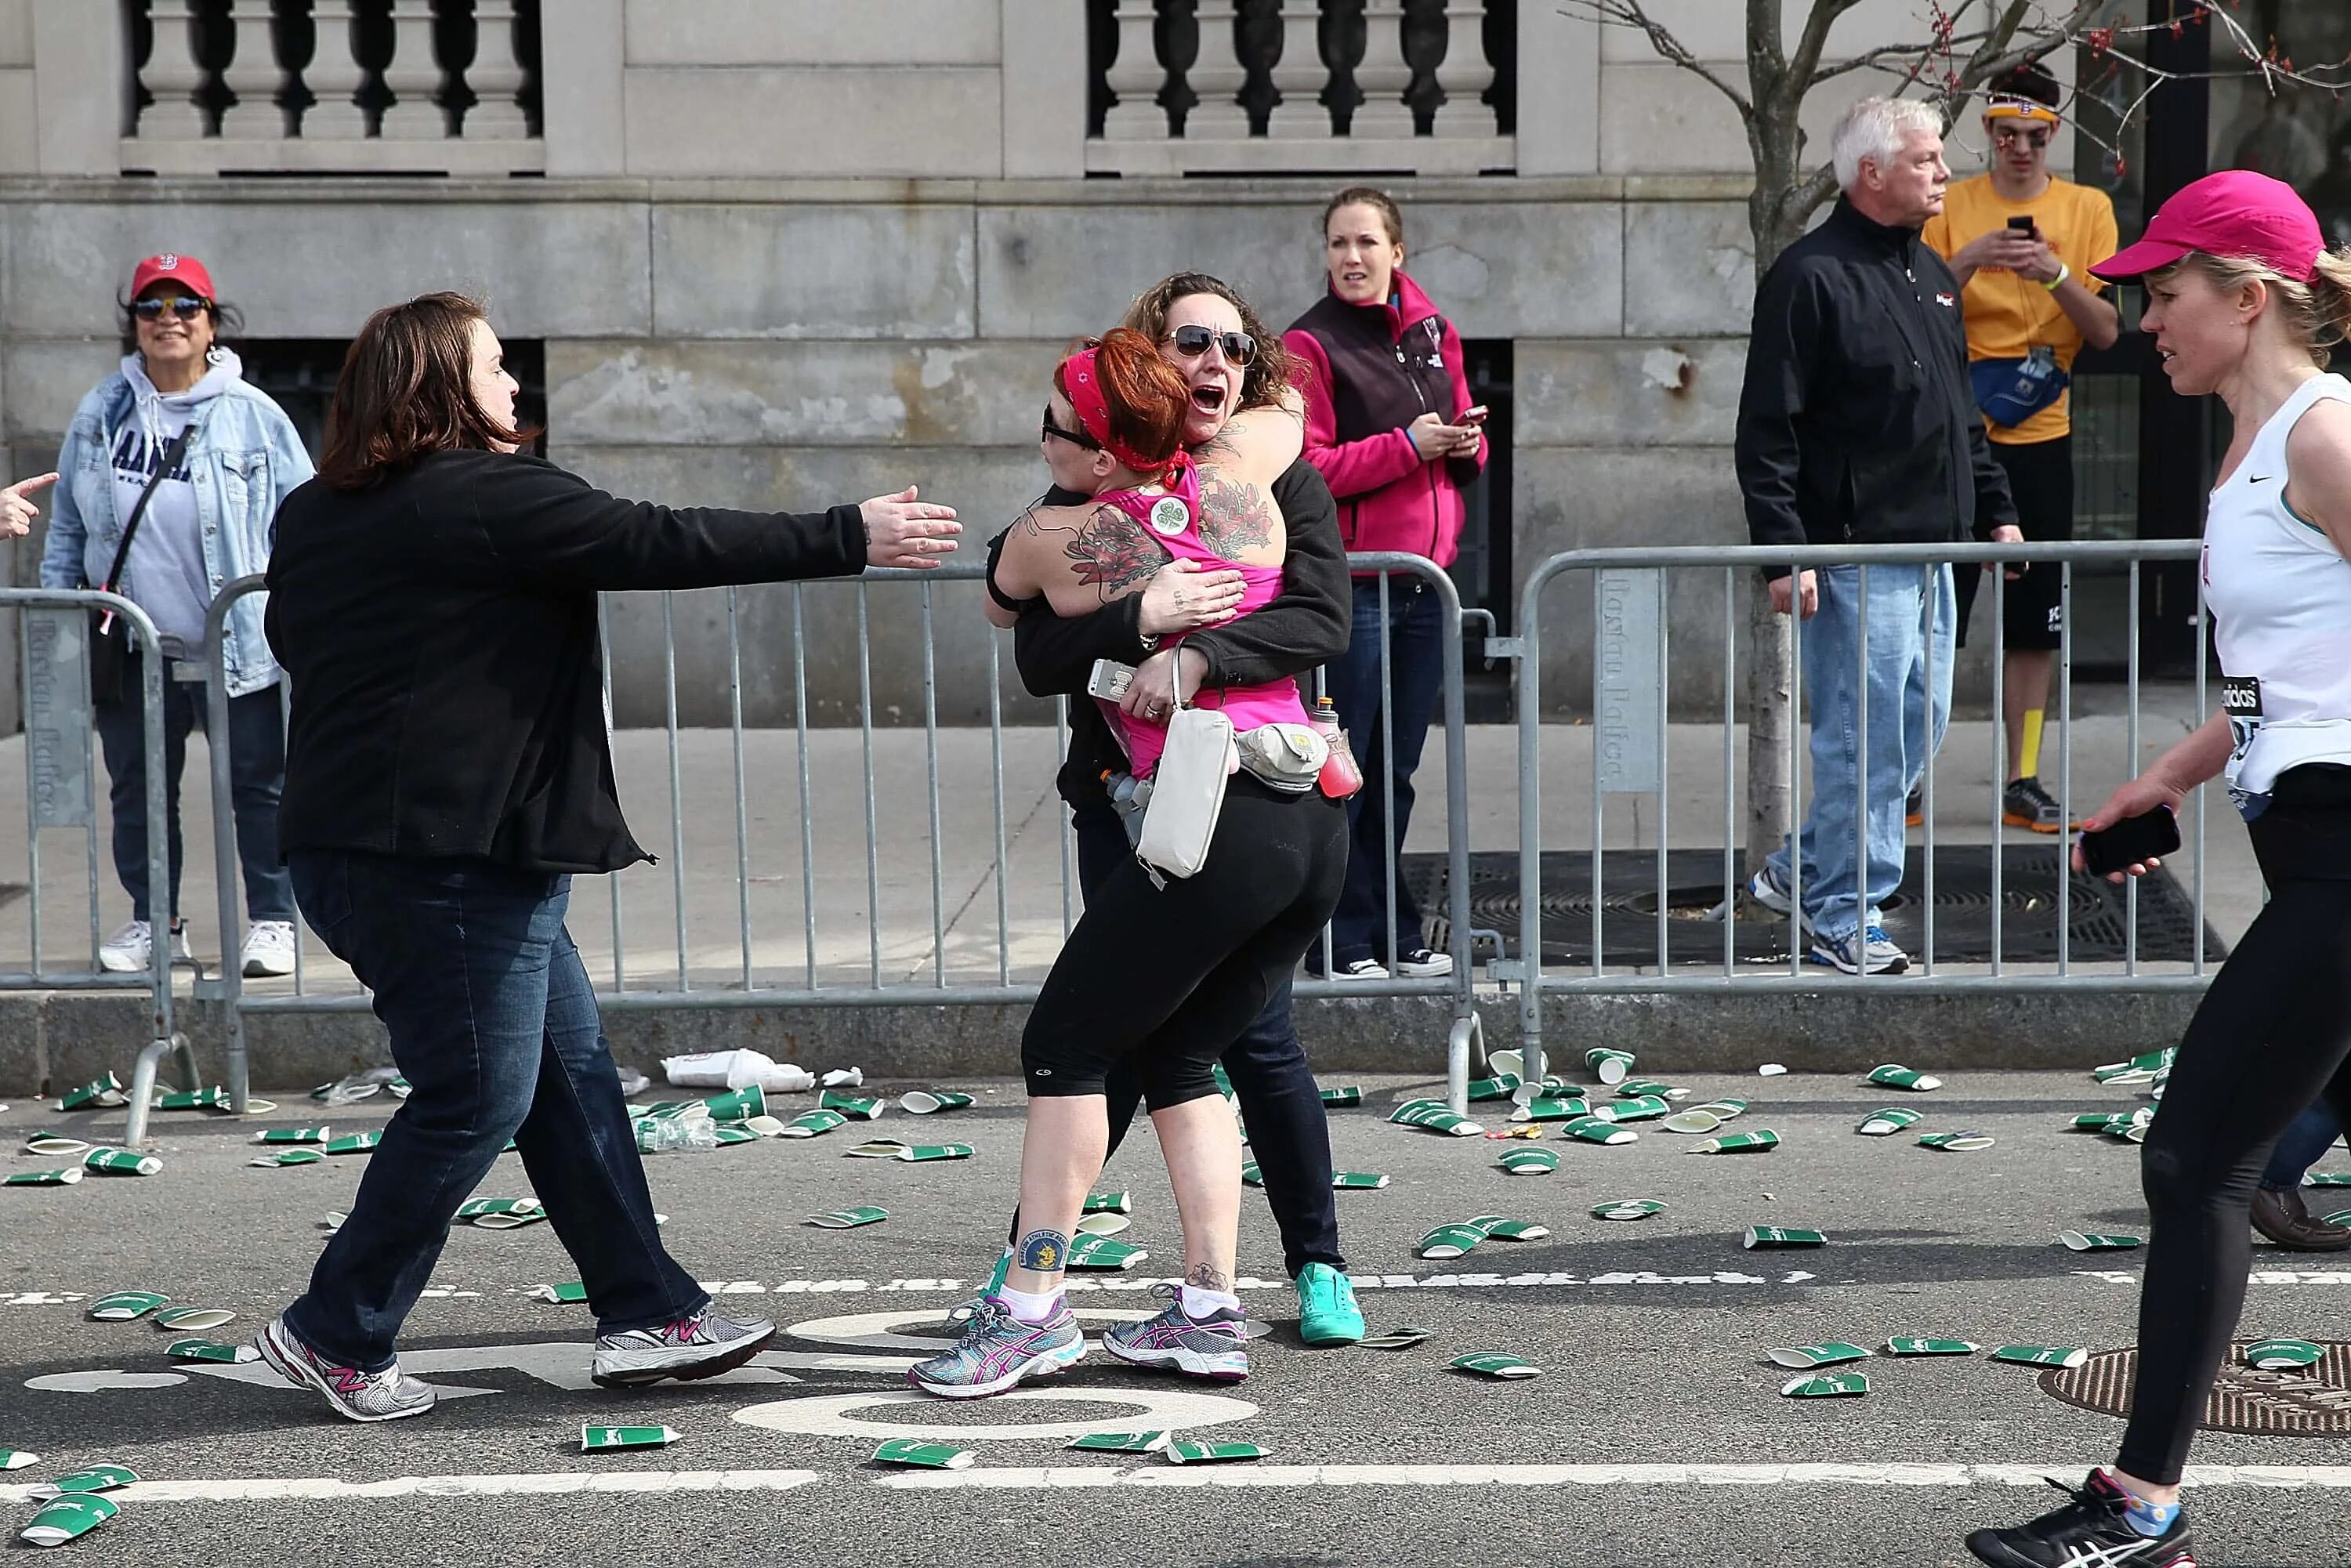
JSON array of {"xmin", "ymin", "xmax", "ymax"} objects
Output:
[
  {"xmin": 1885, "ymin": 1336, "xmax": 1979, "ymax": 1356},
  {"xmin": 1918, "ymin": 1131, "xmax": 1996, "ymax": 1152},
  {"xmin": 4, "ymin": 1168, "xmax": 84, "ymax": 1186},
  {"xmin": 154, "ymin": 1307, "xmax": 234, "ymax": 1332},
  {"xmin": 154, "ymin": 1087, "xmax": 232, "ymax": 1111},
  {"xmin": 2305, "ymin": 1171, "xmax": 2351, "ymax": 1187},
  {"xmin": 874, "ymin": 1439, "xmax": 975, "ymax": 1470},
  {"xmin": 2244, "ymin": 1338, "xmax": 2324, "ymax": 1370},
  {"xmin": 1857, "ymin": 1107, "xmax": 1922, "ymax": 1136},
  {"xmin": 323, "ymin": 1132, "xmax": 380, "ymax": 1156},
  {"xmin": 1660, "ymin": 1110, "xmax": 1722, "ymax": 1135},
  {"xmin": 818, "ymin": 1092, "xmax": 882, "ymax": 1120},
  {"xmin": 24, "ymin": 1135, "xmax": 90, "ymax": 1156},
  {"xmin": 1780, "ymin": 1371, "xmax": 1868, "ymax": 1398},
  {"xmin": 739, "ymin": 1114, "xmax": 788, "ymax": 1138},
  {"xmin": 1464, "ymin": 1074, "xmax": 1523, "ymax": 1103},
  {"xmin": 1065, "ymin": 1235, "xmax": 1149, "ymax": 1271},
  {"xmin": 18, "ymin": 1494, "xmax": 118, "ymax": 1548},
  {"xmin": 1451, "ymin": 1353, "xmax": 1541, "ymax": 1379},
  {"xmin": 1486, "ymin": 1049, "xmax": 1524, "ymax": 1078},
  {"xmin": 1331, "ymin": 1171, "xmax": 1389, "ymax": 1190},
  {"xmin": 702, "ymin": 1085, "xmax": 767, "ymax": 1121},
  {"xmin": 54, "ymin": 1073, "xmax": 125, "ymax": 1112},
  {"xmin": 1074, "ymin": 1211, "xmax": 1132, "ymax": 1237},
  {"xmin": 2059, "ymin": 1230, "xmax": 2143, "ymax": 1251},
  {"xmin": 1165, "ymin": 1441, "xmax": 1268, "ymax": 1465},
  {"xmin": 1067, "ymin": 1431, "xmax": 1168, "ymax": 1453},
  {"xmin": 1585, "ymin": 1048, "xmax": 1635, "ymax": 1085},
  {"xmin": 1, "ymin": 1450, "xmax": 41, "ymax": 1472},
  {"xmin": 252, "ymin": 1126, "xmax": 331, "ymax": 1144},
  {"xmin": 1388, "ymin": 1099, "xmax": 1485, "ymax": 1136},
  {"xmin": 1991, "ymin": 1345, "xmax": 2088, "ymax": 1368},
  {"xmin": 32, "ymin": 1465, "xmax": 137, "ymax": 1497},
  {"xmin": 1591, "ymin": 1199, "xmax": 1666, "ymax": 1221},
  {"xmin": 900, "ymin": 1089, "xmax": 974, "ymax": 1114},
  {"xmin": 780, "ymin": 1110, "xmax": 847, "ymax": 1138},
  {"xmin": 1084, "ymin": 1190, "xmax": 1133, "ymax": 1215},
  {"xmin": 457, "ymin": 1197, "xmax": 545, "ymax": 1229},
  {"xmin": 1744, "ymin": 1226, "xmax": 1827, "ymax": 1249},
  {"xmin": 1693, "ymin": 1098, "xmax": 1748, "ymax": 1120},
  {"xmin": 583, "ymin": 1425, "xmax": 679, "ymax": 1452},
  {"xmin": 1317, "ymin": 1085, "xmax": 1363, "ymax": 1107},
  {"xmin": 1694, "ymin": 1128, "xmax": 1780, "ymax": 1154},
  {"xmin": 1240, "ymin": 1160, "xmax": 1264, "ymax": 1188},
  {"xmin": 1510, "ymin": 1096, "xmax": 1591, "ymax": 1123},
  {"xmin": 82, "ymin": 1146, "xmax": 161, "ymax": 1176},
  {"xmin": 88, "ymin": 1292, "xmax": 170, "ymax": 1321},
  {"xmin": 1616, "ymin": 1079, "xmax": 1688, "ymax": 1101},
  {"xmin": 711, "ymin": 1124, "xmax": 759, "ymax": 1146},
  {"xmin": 532, "ymin": 1281, "xmax": 589, "ymax": 1303},
  {"xmin": 167, "ymin": 1338, "xmax": 258, "ymax": 1363},
  {"xmin": 1212, "ymin": 1063, "xmax": 1235, "ymax": 1099},
  {"xmin": 2092, "ymin": 1048, "xmax": 2172, "ymax": 1085},
  {"xmin": 1867, "ymin": 1064, "xmax": 1942, "ymax": 1092},
  {"xmin": 806, "ymin": 1206, "xmax": 888, "ymax": 1229},
  {"xmin": 249, "ymin": 1150, "xmax": 324, "ymax": 1168},
  {"xmin": 1561, "ymin": 1115, "xmax": 1638, "ymax": 1146},
  {"xmin": 1596, "ymin": 1095, "xmax": 1669, "ymax": 1124},
  {"xmin": 1358, "ymin": 1327, "xmax": 1429, "ymax": 1350},
  {"xmin": 1498, "ymin": 1148, "xmax": 1559, "ymax": 1175},
  {"xmin": 1474, "ymin": 1218, "xmax": 1550, "ymax": 1241},
  {"xmin": 1769, "ymin": 1342, "xmax": 1871, "ymax": 1369}
]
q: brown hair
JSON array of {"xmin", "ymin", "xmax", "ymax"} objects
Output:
[
  {"xmin": 1121, "ymin": 272, "xmax": 1303, "ymax": 414},
  {"xmin": 1321, "ymin": 186, "xmax": 1405, "ymax": 250},
  {"xmin": 1055, "ymin": 327, "xmax": 1190, "ymax": 475},
  {"xmin": 317, "ymin": 292, "xmax": 540, "ymax": 489},
  {"xmin": 2149, "ymin": 248, "xmax": 2351, "ymax": 366}
]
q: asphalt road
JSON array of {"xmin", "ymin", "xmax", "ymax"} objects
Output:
[{"xmin": 5, "ymin": 1070, "xmax": 2349, "ymax": 1566}]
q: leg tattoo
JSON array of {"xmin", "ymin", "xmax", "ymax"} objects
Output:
[
  {"xmin": 1185, "ymin": 1262, "xmax": 1231, "ymax": 1292},
  {"xmin": 1017, "ymin": 1229, "xmax": 1068, "ymax": 1273}
]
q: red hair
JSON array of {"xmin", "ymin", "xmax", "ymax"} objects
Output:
[{"xmin": 1054, "ymin": 328, "xmax": 1189, "ymax": 479}]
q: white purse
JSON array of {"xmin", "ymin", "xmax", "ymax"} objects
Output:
[{"xmin": 1135, "ymin": 703, "xmax": 1234, "ymax": 882}]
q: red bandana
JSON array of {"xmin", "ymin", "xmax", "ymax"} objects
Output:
[{"xmin": 1060, "ymin": 348, "xmax": 1170, "ymax": 479}]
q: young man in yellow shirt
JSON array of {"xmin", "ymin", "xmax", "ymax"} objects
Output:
[{"xmin": 1922, "ymin": 63, "xmax": 2120, "ymax": 833}]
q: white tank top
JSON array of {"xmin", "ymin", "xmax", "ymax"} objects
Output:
[{"xmin": 2202, "ymin": 371, "xmax": 2351, "ymax": 818}]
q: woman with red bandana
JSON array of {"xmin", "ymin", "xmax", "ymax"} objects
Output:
[{"xmin": 914, "ymin": 330, "xmax": 1345, "ymax": 1398}]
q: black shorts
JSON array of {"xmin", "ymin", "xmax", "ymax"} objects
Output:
[{"xmin": 1954, "ymin": 433, "xmax": 2071, "ymax": 653}]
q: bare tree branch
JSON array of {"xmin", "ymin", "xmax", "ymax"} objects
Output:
[
  {"xmin": 1557, "ymin": 0, "xmax": 1755, "ymax": 117},
  {"xmin": 1784, "ymin": 0, "xmax": 1869, "ymax": 96}
]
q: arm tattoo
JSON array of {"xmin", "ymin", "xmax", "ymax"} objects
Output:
[
  {"xmin": 1063, "ymin": 503, "xmax": 1167, "ymax": 602},
  {"xmin": 1196, "ymin": 470, "xmax": 1276, "ymax": 556}
]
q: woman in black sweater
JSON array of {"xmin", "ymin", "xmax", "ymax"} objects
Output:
[{"xmin": 255, "ymin": 292, "xmax": 958, "ymax": 1422}]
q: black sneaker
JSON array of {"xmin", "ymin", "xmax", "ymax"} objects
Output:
[
  {"xmin": 2003, "ymin": 777, "xmax": 2070, "ymax": 835},
  {"xmin": 1966, "ymin": 1470, "xmax": 2197, "ymax": 1567}
]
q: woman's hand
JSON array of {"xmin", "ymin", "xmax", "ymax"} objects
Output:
[
  {"xmin": 1138, "ymin": 559, "xmax": 1246, "ymax": 636},
  {"xmin": 2071, "ymin": 773, "xmax": 2188, "ymax": 883},
  {"xmin": 1121, "ymin": 646, "xmax": 1208, "ymax": 723},
  {"xmin": 860, "ymin": 486, "xmax": 962, "ymax": 570},
  {"xmin": 1404, "ymin": 411, "xmax": 1475, "ymax": 463},
  {"xmin": 1, "ymin": 472, "xmax": 58, "ymax": 538}
]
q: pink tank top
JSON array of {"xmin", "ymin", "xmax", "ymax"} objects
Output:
[{"xmin": 1092, "ymin": 456, "xmax": 1308, "ymax": 777}]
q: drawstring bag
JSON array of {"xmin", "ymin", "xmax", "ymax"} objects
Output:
[{"xmin": 1135, "ymin": 703, "xmax": 1233, "ymax": 882}]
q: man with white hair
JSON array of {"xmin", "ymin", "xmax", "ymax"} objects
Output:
[{"xmin": 1736, "ymin": 96, "xmax": 2021, "ymax": 974}]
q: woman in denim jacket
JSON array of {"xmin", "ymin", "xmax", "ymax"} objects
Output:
[{"xmin": 38, "ymin": 253, "xmax": 313, "ymax": 979}]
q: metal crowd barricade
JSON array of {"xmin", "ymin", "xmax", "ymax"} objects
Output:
[
  {"xmin": 5, "ymin": 588, "xmax": 195, "ymax": 1146},
  {"xmin": 1500, "ymin": 538, "xmax": 2209, "ymax": 1085},
  {"xmin": 204, "ymin": 552, "xmax": 1484, "ymax": 1112}
]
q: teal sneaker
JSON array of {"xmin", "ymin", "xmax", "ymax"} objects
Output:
[
  {"xmin": 908, "ymin": 1295, "xmax": 1085, "ymax": 1400},
  {"xmin": 1293, "ymin": 1262, "xmax": 1364, "ymax": 1346}
]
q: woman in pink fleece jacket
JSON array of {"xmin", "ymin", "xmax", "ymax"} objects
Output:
[{"xmin": 1283, "ymin": 186, "xmax": 1485, "ymax": 981}]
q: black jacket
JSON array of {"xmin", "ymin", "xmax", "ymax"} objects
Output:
[
  {"xmin": 1736, "ymin": 197, "xmax": 2016, "ymax": 576},
  {"xmin": 995, "ymin": 458, "xmax": 1350, "ymax": 810},
  {"xmin": 266, "ymin": 449, "xmax": 865, "ymax": 873}
]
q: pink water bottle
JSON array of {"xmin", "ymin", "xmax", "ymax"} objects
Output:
[{"xmin": 1312, "ymin": 696, "xmax": 1363, "ymax": 799}]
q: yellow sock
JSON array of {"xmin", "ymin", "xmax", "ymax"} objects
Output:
[{"xmin": 2017, "ymin": 709, "xmax": 2045, "ymax": 783}]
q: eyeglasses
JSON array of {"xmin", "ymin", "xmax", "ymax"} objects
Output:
[
  {"xmin": 1165, "ymin": 324, "xmax": 1259, "ymax": 368},
  {"xmin": 1041, "ymin": 406, "xmax": 1100, "ymax": 451},
  {"xmin": 1991, "ymin": 125, "xmax": 2052, "ymax": 150},
  {"xmin": 132, "ymin": 295, "xmax": 209, "ymax": 321}
]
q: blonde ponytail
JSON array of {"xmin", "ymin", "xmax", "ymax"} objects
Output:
[{"xmin": 2310, "ymin": 246, "xmax": 2351, "ymax": 359}]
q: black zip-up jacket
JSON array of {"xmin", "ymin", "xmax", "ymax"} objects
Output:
[
  {"xmin": 1736, "ymin": 197, "xmax": 2016, "ymax": 578},
  {"xmin": 991, "ymin": 458, "xmax": 1349, "ymax": 810},
  {"xmin": 266, "ymin": 448, "xmax": 865, "ymax": 873}
]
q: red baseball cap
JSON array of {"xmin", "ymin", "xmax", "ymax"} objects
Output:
[
  {"xmin": 129, "ymin": 252, "xmax": 217, "ymax": 301},
  {"xmin": 2094, "ymin": 170, "xmax": 2323, "ymax": 284}
]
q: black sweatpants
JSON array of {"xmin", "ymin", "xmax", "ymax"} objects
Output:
[
  {"xmin": 1022, "ymin": 777, "xmax": 1347, "ymax": 1110},
  {"xmin": 2119, "ymin": 766, "xmax": 2351, "ymax": 1486}
]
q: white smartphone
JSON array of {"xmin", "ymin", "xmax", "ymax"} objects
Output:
[{"xmin": 1087, "ymin": 659, "xmax": 1136, "ymax": 702}]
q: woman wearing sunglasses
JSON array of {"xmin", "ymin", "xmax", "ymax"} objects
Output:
[
  {"xmin": 39, "ymin": 252, "xmax": 314, "ymax": 982},
  {"xmin": 1284, "ymin": 186, "xmax": 1484, "ymax": 982}
]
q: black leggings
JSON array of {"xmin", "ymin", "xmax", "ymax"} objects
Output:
[
  {"xmin": 2120, "ymin": 774, "xmax": 2351, "ymax": 1486},
  {"xmin": 1022, "ymin": 777, "xmax": 1347, "ymax": 1110}
]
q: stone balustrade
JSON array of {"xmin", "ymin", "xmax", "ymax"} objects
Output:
[
  {"xmin": 1091, "ymin": 0, "xmax": 1512, "ymax": 176},
  {"xmin": 125, "ymin": 0, "xmax": 541, "ymax": 176}
]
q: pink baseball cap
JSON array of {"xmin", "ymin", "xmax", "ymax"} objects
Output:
[
  {"xmin": 2092, "ymin": 170, "xmax": 2324, "ymax": 284},
  {"xmin": 129, "ymin": 252, "xmax": 217, "ymax": 301}
]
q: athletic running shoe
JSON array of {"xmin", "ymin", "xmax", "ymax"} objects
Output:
[
  {"xmin": 947, "ymin": 1251, "xmax": 1015, "ymax": 1324},
  {"xmin": 1905, "ymin": 784, "xmax": 1925, "ymax": 828},
  {"xmin": 1966, "ymin": 1469, "xmax": 2197, "ymax": 1567},
  {"xmin": 1324, "ymin": 958, "xmax": 1389, "ymax": 981},
  {"xmin": 255, "ymin": 1314, "xmax": 437, "ymax": 1423},
  {"xmin": 2003, "ymin": 777, "xmax": 2070, "ymax": 835},
  {"xmin": 1809, "ymin": 924, "xmax": 1909, "ymax": 976},
  {"xmin": 98, "ymin": 918, "xmax": 192, "ymax": 974},
  {"xmin": 1293, "ymin": 1263, "xmax": 1364, "ymax": 1346},
  {"xmin": 1746, "ymin": 864, "xmax": 1813, "ymax": 934},
  {"xmin": 1103, "ymin": 1284, "xmax": 1250, "ymax": 1381},
  {"xmin": 590, "ymin": 1305, "xmax": 775, "ymax": 1389},
  {"xmin": 907, "ymin": 1294, "xmax": 1085, "ymax": 1399},
  {"xmin": 1391, "ymin": 946, "xmax": 1454, "ymax": 978},
  {"xmin": 241, "ymin": 919, "xmax": 298, "ymax": 977}
]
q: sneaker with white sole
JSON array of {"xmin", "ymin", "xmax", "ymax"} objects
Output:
[
  {"xmin": 1102, "ymin": 1284, "xmax": 1250, "ymax": 1382},
  {"xmin": 1324, "ymin": 958, "xmax": 1389, "ymax": 981},
  {"xmin": 1745, "ymin": 865, "xmax": 1813, "ymax": 935},
  {"xmin": 590, "ymin": 1305, "xmax": 775, "ymax": 1389},
  {"xmin": 241, "ymin": 920, "xmax": 297, "ymax": 978},
  {"xmin": 1809, "ymin": 923, "xmax": 1910, "ymax": 976},
  {"xmin": 908, "ymin": 1294, "xmax": 1086, "ymax": 1399},
  {"xmin": 98, "ymin": 918, "xmax": 192, "ymax": 974},
  {"xmin": 256, "ymin": 1314, "xmax": 437, "ymax": 1423},
  {"xmin": 1391, "ymin": 946, "xmax": 1454, "ymax": 979}
]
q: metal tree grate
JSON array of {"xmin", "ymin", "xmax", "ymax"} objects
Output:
[{"xmin": 2041, "ymin": 1343, "xmax": 2351, "ymax": 1436}]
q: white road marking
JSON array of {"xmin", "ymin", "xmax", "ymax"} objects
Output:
[
  {"xmin": 5, "ymin": 1463, "xmax": 2350, "ymax": 1508},
  {"xmin": 733, "ymin": 1387, "xmax": 1257, "ymax": 1441},
  {"xmin": 24, "ymin": 1370, "xmax": 187, "ymax": 1392}
]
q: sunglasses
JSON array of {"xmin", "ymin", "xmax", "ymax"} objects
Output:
[
  {"xmin": 1165, "ymin": 324, "xmax": 1259, "ymax": 368},
  {"xmin": 1041, "ymin": 406, "xmax": 1100, "ymax": 451},
  {"xmin": 132, "ymin": 295, "xmax": 209, "ymax": 321}
]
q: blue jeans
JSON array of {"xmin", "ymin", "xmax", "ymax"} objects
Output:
[
  {"xmin": 92, "ymin": 661, "xmax": 293, "ymax": 925},
  {"xmin": 2260, "ymin": 1099, "xmax": 2344, "ymax": 1191},
  {"xmin": 1321, "ymin": 578, "xmax": 1447, "ymax": 966},
  {"xmin": 1766, "ymin": 565, "xmax": 1956, "ymax": 942},
  {"xmin": 282, "ymin": 851, "xmax": 707, "ymax": 1371}
]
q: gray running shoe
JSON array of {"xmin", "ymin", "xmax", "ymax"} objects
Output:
[
  {"xmin": 1809, "ymin": 923, "xmax": 1909, "ymax": 976},
  {"xmin": 256, "ymin": 1314, "xmax": 437, "ymax": 1423},
  {"xmin": 1103, "ymin": 1284, "xmax": 1250, "ymax": 1382},
  {"xmin": 592, "ymin": 1305, "xmax": 775, "ymax": 1389},
  {"xmin": 2002, "ymin": 777, "xmax": 2070, "ymax": 835},
  {"xmin": 908, "ymin": 1294, "xmax": 1085, "ymax": 1399}
]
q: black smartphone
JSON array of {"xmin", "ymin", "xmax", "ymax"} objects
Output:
[
  {"xmin": 2007, "ymin": 215, "xmax": 2037, "ymax": 234},
  {"xmin": 2079, "ymin": 804, "xmax": 2181, "ymax": 877}
]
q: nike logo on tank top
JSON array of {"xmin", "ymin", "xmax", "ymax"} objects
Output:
[{"xmin": 2201, "ymin": 371, "xmax": 2351, "ymax": 820}]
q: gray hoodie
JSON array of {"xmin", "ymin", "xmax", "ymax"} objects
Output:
[{"xmin": 114, "ymin": 348, "xmax": 244, "ymax": 657}]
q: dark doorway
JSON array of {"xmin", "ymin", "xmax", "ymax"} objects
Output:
[{"xmin": 1455, "ymin": 338, "xmax": 1512, "ymax": 722}]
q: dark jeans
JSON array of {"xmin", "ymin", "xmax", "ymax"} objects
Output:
[
  {"xmin": 1320, "ymin": 578, "xmax": 1447, "ymax": 966},
  {"xmin": 1002, "ymin": 804, "xmax": 1345, "ymax": 1277},
  {"xmin": 282, "ymin": 851, "xmax": 707, "ymax": 1371},
  {"xmin": 2259, "ymin": 1100, "xmax": 2344, "ymax": 1190},
  {"xmin": 93, "ymin": 660, "xmax": 293, "ymax": 925}
]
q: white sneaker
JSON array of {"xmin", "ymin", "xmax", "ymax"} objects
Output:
[
  {"xmin": 98, "ymin": 919, "xmax": 192, "ymax": 973},
  {"xmin": 1329, "ymin": 958, "xmax": 1389, "ymax": 981},
  {"xmin": 241, "ymin": 920, "xmax": 297, "ymax": 978}
]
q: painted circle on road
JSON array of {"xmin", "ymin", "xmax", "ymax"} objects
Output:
[
  {"xmin": 734, "ymin": 1386, "xmax": 1256, "ymax": 1441},
  {"xmin": 788, "ymin": 1308, "xmax": 1270, "ymax": 1352}
]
